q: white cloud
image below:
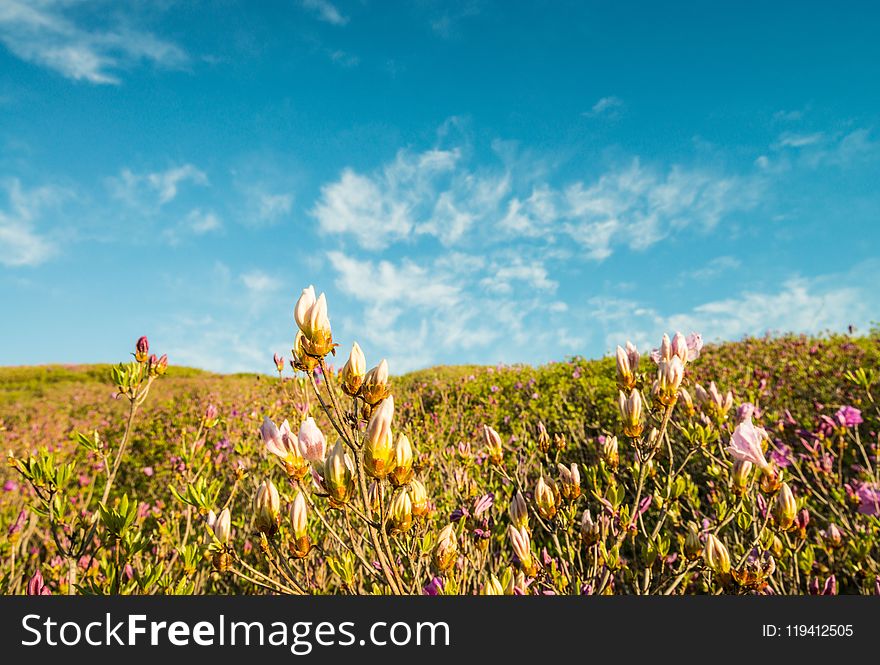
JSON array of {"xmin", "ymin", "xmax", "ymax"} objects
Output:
[
  {"xmin": 241, "ymin": 270, "xmax": 281, "ymax": 295},
  {"xmin": 312, "ymin": 143, "xmax": 758, "ymax": 261},
  {"xmin": 774, "ymin": 132, "xmax": 825, "ymax": 149},
  {"xmin": 0, "ymin": 178, "xmax": 63, "ymax": 267},
  {"xmin": 589, "ymin": 269, "xmax": 877, "ymax": 356},
  {"xmin": 585, "ymin": 96, "xmax": 624, "ymax": 116},
  {"xmin": 301, "ymin": 0, "xmax": 348, "ymax": 26},
  {"xmin": 0, "ymin": 0, "xmax": 187, "ymax": 85},
  {"xmin": 109, "ymin": 164, "xmax": 208, "ymax": 207},
  {"xmin": 162, "ymin": 208, "xmax": 222, "ymax": 244}
]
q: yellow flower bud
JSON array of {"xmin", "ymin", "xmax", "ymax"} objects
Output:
[
  {"xmin": 387, "ymin": 489, "xmax": 413, "ymax": 534},
  {"xmin": 340, "ymin": 342, "xmax": 366, "ymax": 396},
  {"xmin": 323, "ymin": 440, "xmax": 355, "ymax": 507},
  {"xmin": 618, "ymin": 389, "xmax": 644, "ymax": 438},
  {"xmin": 363, "ymin": 396, "xmax": 396, "ymax": 480},
  {"xmin": 432, "ymin": 523, "xmax": 458, "ymax": 572},
  {"xmin": 361, "ymin": 359, "xmax": 391, "ymax": 405},
  {"xmin": 704, "ymin": 533, "xmax": 730, "ymax": 575},
  {"xmin": 481, "ymin": 575, "xmax": 505, "ymax": 595},
  {"xmin": 390, "ymin": 432, "xmax": 414, "ymax": 487},
  {"xmin": 771, "ymin": 482, "xmax": 798, "ymax": 531},
  {"xmin": 482, "ymin": 425, "xmax": 504, "ymax": 465},
  {"xmin": 535, "ymin": 475, "xmax": 558, "ymax": 520},
  {"xmin": 409, "ymin": 479, "xmax": 429, "ymax": 518},
  {"xmin": 253, "ymin": 480, "xmax": 280, "ymax": 536}
]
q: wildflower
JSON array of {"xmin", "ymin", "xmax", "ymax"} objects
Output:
[
  {"xmin": 735, "ymin": 402, "xmax": 755, "ymax": 424},
  {"xmin": 601, "ymin": 435, "xmax": 619, "ymax": 469},
  {"xmin": 361, "ymin": 359, "xmax": 391, "ymax": 406},
  {"xmin": 390, "ymin": 432, "xmax": 414, "ymax": 486},
  {"xmin": 409, "ymin": 479, "xmax": 429, "ymax": 518},
  {"xmin": 771, "ymin": 482, "xmax": 797, "ymax": 531},
  {"xmin": 363, "ymin": 396, "xmax": 396, "ymax": 480},
  {"xmin": 27, "ymin": 570, "xmax": 51, "ymax": 596},
  {"xmin": 387, "ymin": 489, "xmax": 413, "ymax": 534},
  {"xmin": 482, "ymin": 425, "xmax": 504, "ymax": 464},
  {"xmin": 481, "ymin": 575, "xmax": 505, "ymax": 595},
  {"xmin": 684, "ymin": 523, "xmax": 702, "ymax": 560},
  {"xmin": 535, "ymin": 475, "xmax": 558, "ymax": 520},
  {"xmin": 509, "ymin": 490, "xmax": 529, "ymax": 529},
  {"xmin": 253, "ymin": 480, "xmax": 280, "ymax": 536},
  {"xmin": 423, "ymin": 577, "xmax": 443, "ymax": 596},
  {"xmin": 835, "ymin": 405, "xmax": 862, "ymax": 428},
  {"xmin": 213, "ymin": 507, "xmax": 231, "ymax": 543},
  {"xmin": 507, "ymin": 524, "xmax": 535, "ymax": 574},
  {"xmin": 704, "ymin": 533, "xmax": 730, "ymax": 575},
  {"xmin": 678, "ymin": 387, "xmax": 695, "ymax": 417},
  {"xmin": 731, "ymin": 459, "xmax": 752, "ymax": 495},
  {"xmin": 536, "ymin": 421, "xmax": 551, "ymax": 454},
  {"xmin": 654, "ymin": 355, "xmax": 684, "ymax": 407},
  {"xmin": 297, "ymin": 417, "xmax": 327, "ymax": 463},
  {"xmin": 134, "ymin": 336, "xmax": 149, "ymax": 363},
  {"xmin": 822, "ymin": 523, "xmax": 843, "ymax": 548},
  {"xmin": 293, "ymin": 285, "xmax": 334, "ymax": 357},
  {"xmin": 855, "ymin": 483, "xmax": 880, "ymax": 516},
  {"xmin": 557, "ymin": 462, "xmax": 581, "ymax": 501},
  {"xmin": 473, "ymin": 493, "xmax": 494, "ymax": 516},
  {"xmin": 324, "ymin": 440, "xmax": 355, "ymax": 507},
  {"xmin": 261, "ymin": 417, "xmax": 309, "ymax": 480},
  {"xmin": 618, "ymin": 389, "xmax": 644, "ymax": 438},
  {"xmin": 149, "ymin": 353, "xmax": 168, "ymax": 376},
  {"xmin": 696, "ymin": 382, "xmax": 734, "ymax": 419},
  {"xmin": 725, "ymin": 416, "xmax": 773, "ymax": 475},
  {"xmin": 291, "ymin": 331, "xmax": 319, "ymax": 372},
  {"xmin": 289, "ymin": 492, "xmax": 310, "ymax": 558},
  {"xmin": 273, "ymin": 352, "xmax": 285, "ymax": 373},
  {"xmin": 340, "ymin": 342, "xmax": 366, "ymax": 396},
  {"xmin": 581, "ymin": 510, "xmax": 600, "ymax": 546},
  {"xmin": 616, "ymin": 343, "xmax": 638, "ymax": 391},
  {"xmin": 433, "ymin": 524, "xmax": 458, "ymax": 572}
]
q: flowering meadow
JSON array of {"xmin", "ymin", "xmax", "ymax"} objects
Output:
[{"xmin": 2, "ymin": 288, "xmax": 879, "ymax": 596}]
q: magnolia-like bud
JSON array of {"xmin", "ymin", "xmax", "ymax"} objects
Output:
[
  {"xmin": 213, "ymin": 508, "xmax": 231, "ymax": 544},
  {"xmin": 367, "ymin": 481, "xmax": 381, "ymax": 514},
  {"xmin": 616, "ymin": 345, "xmax": 636, "ymax": 391},
  {"xmin": 671, "ymin": 332, "xmax": 689, "ymax": 365},
  {"xmin": 288, "ymin": 492, "xmax": 310, "ymax": 558},
  {"xmin": 273, "ymin": 352, "xmax": 285, "ymax": 373},
  {"xmin": 363, "ymin": 396, "xmax": 396, "ymax": 479},
  {"xmin": 557, "ymin": 463, "xmax": 581, "ymax": 501},
  {"xmin": 135, "ymin": 336, "xmax": 149, "ymax": 363},
  {"xmin": 361, "ymin": 359, "xmax": 391, "ymax": 405},
  {"xmin": 482, "ymin": 425, "xmax": 504, "ymax": 465},
  {"xmin": 390, "ymin": 432, "xmax": 414, "ymax": 486},
  {"xmin": 297, "ymin": 417, "xmax": 327, "ymax": 463},
  {"xmin": 658, "ymin": 333, "xmax": 672, "ymax": 363},
  {"xmin": 625, "ymin": 341, "xmax": 640, "ymax": 373},
  {"xmin": 387, "ymin": 489, "xmax": 413, "ymax": 534},
  {"xmin": 290, "ymin": 492, "xmax": 308, "ymax": 539},
  {"xmin": 323, "ymin": 440, "xmax": 355, "ymax": 506},
  {"xmin": 581, "ymin": 509, "xmax": 600, "ymax": 545},
  {"xmin": 293, "ymin": 286, "xmax": 333, "ymax": 357},
  {"xmin": 731, "ymin": 459, "xmax": 752, "ymax": 495},
  {"xmin": 684, "ymin": 523, "xmax": 702, "ymax": 560},
  {"xmin": 553, "ymin": 432, "xmax": 567, "ymax": 453},
  {"xmin": 601, "ymin": 435, "xmax": 619, "ymax": 469},
  {"xmin": 618, "ymin": 389, "xmax": 644, "ymax": 438},
  {"xmin": 535, "ymin": 475, "xmax": 557, "ymax": 520},
  {"xmin": 507, "ymin": 524, "xmax": 534, "ymax": 574},
  {"xmin": 433, "ymin": 523, "xmax": 458, "ymax": 572},
  {"xmin": 149, "ymin": 353, "xmax": 169, "ymax": 376},
  {"xmin": 409, "ymin": 479, "xmax": 429, "ymax": 518},
  {"xmin": 508, "ymin": 490, "xmax": 529, "ymax": 529},
  {"xmin": 481, "ymin": 575, "xmax": 505, "ymax": 595},
  {"xmin": 678, "ymin": 387, "xmax": 695, "ymax": 418},
  {"xmin": 704, "ymin": 533, "xmax": 731, "ymax": 575},
  {"xmin": 537, "ymin": 421, "xmax": 551, "ymax": 454},
  {"xmin": 340, "ymin": 342, "xmax": 366, "ymax": 396},
  {"xmin": 291, "ymin": 331, "xmax": 319, "ymax": 372},
  {"xmin": 254, "ymin": 480, "xmax": 281, "ymax": 536},
  {"xmin": 823, "ymin": 523, "xmax": 843, "ymax": 548},
  {"xmin": 654, "ymin": 356, "xmax": 684, "ymax": 407},
  {"xmin": 771, "ymin": 482, "xmax": 798, "ymax": 531},
  {"xmin": 262, "ymin": 417, "xmax": 310, "ymax": 480}
]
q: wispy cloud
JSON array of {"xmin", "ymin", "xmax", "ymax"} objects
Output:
[
  {"xmin": 0, "ymin": 0, "xmax": 187, "ymax": 85},
  {"xmin": 109, "ymin": 164, "xmax": 209, "ymax": 207},
  {"xmin": 161, "ymin": 208, "xmax": 222, "ymax": 245},
  {"xmin": 584, "ymin": 95, "xmax": 624, "ymax": 117},
  {"xmin": 0, "ymin": 178, "xmax": 65, "ymax": 267},
  {"xmin": 312, "ymin": 142, "xmax": 760, "ymax": 261},
  {"xmin": 301, "ymin": 0, "xmax": 349, "ymax": 26}
]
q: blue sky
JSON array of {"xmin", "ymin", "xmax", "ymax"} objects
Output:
[{"xmin": 1, "ymin": 1, "xmax": 879, "ymax": 373}]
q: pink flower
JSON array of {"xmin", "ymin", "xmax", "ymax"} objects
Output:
[
  {"xmin": 142, "ymin": 466, "xmax": 154, "ymax": 477},
  {"xmin": 726, "ymin": 417, "xmax": 772, "ymax": 473},
  {"xmin": 835, "ymin": 406, "xmax": 862, "ymax": 428},
  {"xmin": 27, "ymin": 570, "xmax": 51, "ymax": 595},
  {"xmin": 297, "ymin": 416, "xmax": 327, "ymax": 462},
  {"xmin": 260, "ymin": 417, "xmax": 296, "ymax": 460},
  {"xmin": 856, "ymin": 483, "xmax": 880, "ymax": 516}
]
